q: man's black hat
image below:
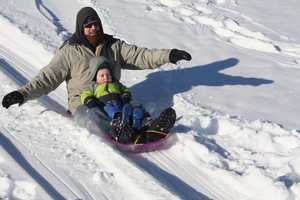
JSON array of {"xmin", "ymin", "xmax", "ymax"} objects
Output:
[{"xmin": 75, "ymin": 7, "xmax": 102, "ymax": 38}]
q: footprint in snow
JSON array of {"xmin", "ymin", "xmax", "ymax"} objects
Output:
[{"xmin": 93, "ymin": 171, "xmax": 115, "ymax": 183}]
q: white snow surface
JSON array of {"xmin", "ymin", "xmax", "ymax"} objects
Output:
[{"xmin": 1, "ymin": 0, "xmax": 300, "ymax": 199}]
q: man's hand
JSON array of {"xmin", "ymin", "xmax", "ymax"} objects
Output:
[
  {"xmin": 2, "ymin": 91, "xmax": 24, "ymax": 109},
  {"xmin": 169, "ymin": 49, "xmax": 192, "ymax": 64}
]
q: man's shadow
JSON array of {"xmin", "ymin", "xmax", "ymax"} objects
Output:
[{"xmin": 130, "ymin": 58, "xmax": 273, "ymax": 113}]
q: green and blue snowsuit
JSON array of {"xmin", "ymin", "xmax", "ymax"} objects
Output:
[
  {"xmin": 80, "ymin": 56, "xmax": 145, "ymax": 129},
  {"xmin": 80, "ymin": 81, "xmax": 129, "ymax": 119}
]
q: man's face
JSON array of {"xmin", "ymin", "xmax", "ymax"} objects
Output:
[
  {"xmin": 96, "ymin": 68, "xmax": 112, "ymax": 84},
  {"xmin": 83, "ymin": 22, "xmax": 102, "ymax": 37}
]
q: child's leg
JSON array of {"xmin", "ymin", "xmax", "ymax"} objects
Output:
[
  {"xmin": 147, "ymin": 107, "xmax": 176, "ymax": 133},
  {"xmin": 110, "ymin": 118, "xmax": 135, "ymax": 144},
  {"xmin": 121, "ymin": 103, "xmax": 133, "ymax": 124},
  {"xmin": 135, "ymin": 107, "xmax": 176, "ymax": 144},
  {"xmin": 103, "ymin": 101, "xmax": 122, "ymax": 120},
  {"xmin": 109, "ymin": 103, "xmax": 135, "ymax": 144},
  {"xmin": 132, "ymin": 106, "xmax": 145, "ymax": 129}
]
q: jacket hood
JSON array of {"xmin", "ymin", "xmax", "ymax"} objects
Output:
[
  {"xmin": 75, "ymin": 7, "xmax": 103, "ymax": 39},
  {"xmin": 89, "ymin": 56, "xmax": 113, "ymax": 81},
  {"xmin": 59, "ymin": 7, "xmax": 116, "ymax": 51}
]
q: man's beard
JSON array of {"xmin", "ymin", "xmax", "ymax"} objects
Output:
[{"xmin": 86, "ymin": 30, "xmax": 104, "ymax": 46}]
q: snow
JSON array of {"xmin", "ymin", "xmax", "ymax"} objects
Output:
[{"xmin": 0, "ymin": 0, "xmax": 300, "ymax": 199}]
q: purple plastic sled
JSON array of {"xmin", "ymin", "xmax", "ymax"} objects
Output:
[{"xmin": 105, "ymin": 133, "xmax": 171, "ymax": 153}]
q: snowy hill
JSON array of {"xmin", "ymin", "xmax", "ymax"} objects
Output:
[{"xmin": 1, "ymin": 0, "xmax": 300, "ymax": 199}]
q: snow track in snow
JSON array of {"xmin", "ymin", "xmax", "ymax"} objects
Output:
[
  {"xmin": 34, "ymin": 0, "xmax": 71, "ymax": 41},
  {"xmin": 146, "ymin": 0, "xmax": 300, "ymax": 66},
  {"xmin": 0, "ymin": 128, "xmax": 81, "ymax": 200}
]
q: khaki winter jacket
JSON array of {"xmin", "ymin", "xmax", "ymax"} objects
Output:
[{"xmin": 17, "ymin": 35, "xmax": 171, "ymax": 113}]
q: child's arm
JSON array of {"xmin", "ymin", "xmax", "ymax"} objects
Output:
[
  {"xmin": 80, "ymin": 89, "xmax": 94, "ymax": 104},
  {"xmin": 118, "ymin": 83, "xmax": 130, "ymax": 94},
  {"xmin": 80, "ymin": 89, "xmax": 99, "ymax": 108},
  {"xmin": 118, "ymin": 83, "xmax": 132, "ymax": 103}
]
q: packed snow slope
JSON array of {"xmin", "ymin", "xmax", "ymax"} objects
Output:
[{"xmin": 1, "ymin": 0, "xmax": 300, "ymax": 200}]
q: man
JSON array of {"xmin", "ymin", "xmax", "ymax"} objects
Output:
[
  {"xmin": 2, "ymin": 7, "xmax": 191, "ymax": 137},
  {"xmin": 2, "ymin": 6, "xmax": 191, "ymax": 112}
]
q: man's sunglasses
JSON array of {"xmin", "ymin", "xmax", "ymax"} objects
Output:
[{"xmin": 84, "ymin": 22, "xmax": 99, "ymax": 28}]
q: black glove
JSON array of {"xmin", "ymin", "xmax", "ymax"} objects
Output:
[
  {"xmin": 121, "ymin": 92, "xmax": 132, "ymax": 104},
  {"xmin": 169, "ymin": 49, "xmax": 192, "ymax": 64},
  {"xmin": 84, "ymin": 96, "xmax": 99, "ymax": 108},
  {"xmin": 2, "ymin": 91, "xmax": 24, "ymax": 109}
]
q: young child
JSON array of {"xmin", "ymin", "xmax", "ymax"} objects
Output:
[
  {"xmin": 81, "ymin": 56, "xmax": 176, "ymax": 144},
  {"xmin": 80, "ymin": 56, "xmax": 150, "ymax": 143}
]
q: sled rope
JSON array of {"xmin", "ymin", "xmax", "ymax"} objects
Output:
[
  {"xmin": 145, "ymin": 130, "xmax": 168, "ymax": 136},
  {"xmin": 133, "ymin": 130, "xmax": 168, "ymax": 144},
  {"xmin": 133, "ymin": 135, "xmax": 141, "ymax": 144}
]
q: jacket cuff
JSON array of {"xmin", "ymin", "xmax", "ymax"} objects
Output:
[
  {"xmin": 17, "ymin": 88, "xmax": 30, "ymax": 105},
  {"xmin": 166, "ymin": 49, "xmax": 172, "ymax": 63}
]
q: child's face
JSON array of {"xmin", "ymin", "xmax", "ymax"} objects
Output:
[{"xmin": 96, "ymin": 68, "xmax": 112, "ymax": 84}]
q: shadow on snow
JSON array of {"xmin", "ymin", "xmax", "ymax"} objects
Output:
[
  {"xmin": 0, "ymin": 132, "xmax": 67, "ymax": 200},
  {"xmin": 126, "ymin": 154, "xmax": 213, "ymax": 200},
  {"xmin": 131, "ymin": 58, "xmax": 274, "ymax": 113},
  {"xmin": 34, "ymin": 0, "xmax": 71, "ymax": 40}
]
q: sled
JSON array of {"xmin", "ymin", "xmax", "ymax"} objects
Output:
[{"xmin": 105, "ymin": 132, "xmax": 172, "ymax": 153}]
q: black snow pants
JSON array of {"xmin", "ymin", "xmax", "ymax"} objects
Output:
[{"xmin": 73, "ymin": 105, "xmax": 111, "ymax": 137}]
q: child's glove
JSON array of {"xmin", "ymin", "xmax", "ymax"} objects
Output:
[
  {"xmin": 121, "ymin": 92, "xmax": 132, "ymax": 104},
  {"xmin": 84, "ymin": 96, "xmax": 98, "ymax": 108}
]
